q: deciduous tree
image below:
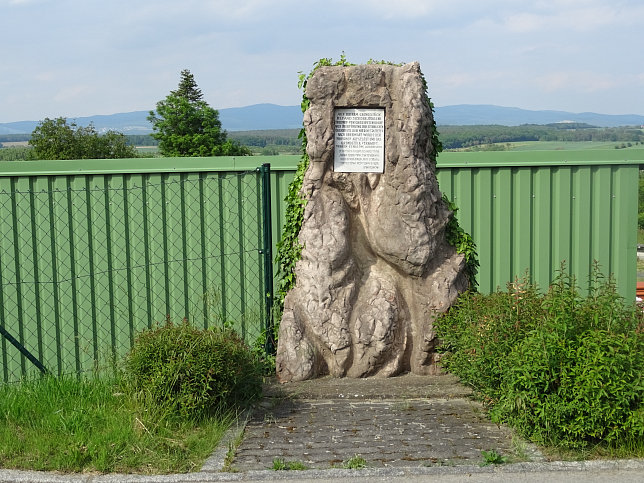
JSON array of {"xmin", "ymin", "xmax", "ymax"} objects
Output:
[{"xmin": 29, "ymin": 117, "xmax": 137, "ymax": 160}]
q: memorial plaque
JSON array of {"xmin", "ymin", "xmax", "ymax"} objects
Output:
[{"xmin": 334, "ymin": 108, "xmax": 385, "ymax": 173}]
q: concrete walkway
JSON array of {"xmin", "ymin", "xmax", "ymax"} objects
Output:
[{"xmin": 1, "ymin": 373, "xmax": 644, "ymax": 482}]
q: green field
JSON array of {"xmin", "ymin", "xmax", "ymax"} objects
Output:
[
  {"xmin": 134, "ymin": 146, "xmax": 159, "ymax": 154},
  {"xmin": 505, "ymin": 141, "xmax": 643, "ymax": 151},
  {"xmin": 445, "ymin": 141, "xmax": 644, "ymax": 152}
]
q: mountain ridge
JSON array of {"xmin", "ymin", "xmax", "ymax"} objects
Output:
[
  {"xmin": 1, "ymin": 103, "xmax": 643, "ymax": 135},
  {"xmin": 435, "ymin": 104, "xmax": 644, "ymax": 127}
]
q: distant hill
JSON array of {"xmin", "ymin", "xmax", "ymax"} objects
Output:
[
  {"xmin": 0, "ymin": 113, "xmax": 150, "ymax": 136},
  {"xmin": 1, "ymin": 104, "xmax": 642, "ymax": 135},
  {"xmin": 0, "ymin": 104, "xmax": 303, "ymax": 135},
  {"xmin": 435, "ymin": 105, "xmax": 644, "ymax": 127},
  {"xmin": 219, "ymin": 103, "xmax": 303, "ymax": 131}
]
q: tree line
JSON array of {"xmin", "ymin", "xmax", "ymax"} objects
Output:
[
  {"xmin": 438, "ymin": 124, "xmax": 644, "ymax": 150},
  {"xmin": 0, "ymin": 69, "xmax": 249, "ymax": 160},
  {"xmin": 0, "ymin": 120, "xmax": 138, "ymax": 160},
  {"xmin": 175, "ymin": 124, "xmax": 644, "ymax": 152},
  {"xmin": 227, "ymin": 129, "xmax": 301, "ymax": 148},
  {"xmin": 3, "ymin": 109, "xmax": 643, "ymax": 160}
]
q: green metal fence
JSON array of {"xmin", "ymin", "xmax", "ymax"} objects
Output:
[
  {"xmin": 267, "ymin": 150, "xmax": 642, "ymax": 300},
  {"xmin": 0, "ymin": 157, "xmax": 277, "ymax": 382},
  {"xmin": 0, "ymin": 150, "xmax": 641, "ymax": 381},
  {"xmin": 436, "ymin": 150, "xmax": 641, "ymax": 298}
]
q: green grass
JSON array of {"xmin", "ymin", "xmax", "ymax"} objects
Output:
[
  {"xmin": 0, "ymin": 374, "xmax": 234, "ymax": 474},
  {"xmin": 342, "ymin": 454, "xmax": 367, "ymax": 469},
  {"xmin": 480, "ymin": 449, "xmax": 508, "ymax": 466},
  {"xmin": 271, "ymin": 458, "xmax": 308, "ymax": 470},
  {"xmin": 540, "ymin": 439, "xmax": 644, "ymax": 462},
  {"xmin": 638, "ymin": 230, "xmax": 644, "ymax": 283}
]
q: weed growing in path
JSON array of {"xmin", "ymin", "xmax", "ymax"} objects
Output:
[
  {"xmin": 343, "ymin": 454, "xmax": 367, "ymax": 469},
  {"xmin": 271, "ymin": 458, "xmax": 307, "ymax": 470},
  {"xmin": 480, "ymin": 449, "xmax": 507, "ymax": 466}
]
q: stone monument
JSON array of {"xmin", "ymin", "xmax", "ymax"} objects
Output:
[{"xmin": 276, "ymin": 62, "xmax": 469, "ymax": 382}]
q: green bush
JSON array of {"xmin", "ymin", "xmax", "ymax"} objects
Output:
[
  {"xmin": 124, "ymin": 320, "xmax": 262, "ymax": 420},
  {"xmin": 435, "ymin": 266, "xmax": 644, "ymax": 449},
  {"xmin": 434, "ymin": 274, "xmax": 542, "ymax": 400}
]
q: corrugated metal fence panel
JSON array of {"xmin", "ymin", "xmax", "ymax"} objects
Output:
[
  {"xmin": 436, "ymin": 157, "xmax": 640, "ymax": 299},
  {"xmin": 0, "ymin": 158, "xmax": 274, "ymax": 381},
  {"xmin": 269, "ymin": 168, "xmax": 298, "ymax": 277},
  {"xmin": 265, "ymin": 152, "xmax": 641, "ymax": 300}
]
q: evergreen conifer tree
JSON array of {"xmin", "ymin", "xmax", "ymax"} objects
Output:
[{"xmin": 148, "ymin": 70, "xmax": 250, "ymax": 157}]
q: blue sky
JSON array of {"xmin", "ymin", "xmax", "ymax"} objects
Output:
[{"xmin": 1, "ymin": 0, "xmax": 643, "ymax": 123}]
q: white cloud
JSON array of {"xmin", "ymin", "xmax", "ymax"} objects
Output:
[
  {"xmin": 501, "ymin": 1, "xmax": 644, "ymax": 34},
  {"xmin": 34, "ymin": 71, "xmax": 57, "ymax": 82},
  {"xmin": 348, "ymin": 0, "xmax": 441, "ymax": 18},
  {"xmin": 439, "ymin": 71, "xmax": 509, "ymax": 89},
  {"xmin": 122, "ymin": 0, "xmax": 279, "ymax": 28},
  {"xmin": 2, "ymin": 0, "xmax": 644, "ymax": 121},
  {"xmin": 2, "ymin": 0, "xmax": 52, "ymax": 7},
  {"xmin": 535, "ymin": 71, "xmax": 621, "ymax": 93},
  {"xmin": 52, "ymin": 84, "xmax": 95, "ymax": 104},
  {"xmin": 202, "ymin": 0, "xmax": 276, "ymax": 20}
]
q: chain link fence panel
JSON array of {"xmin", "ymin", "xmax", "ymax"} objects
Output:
[{"xmin": 0, "ymin": 167, "xmax": 270, "ymax": 382}]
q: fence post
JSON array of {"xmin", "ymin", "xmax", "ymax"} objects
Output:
[
  {"xmin": 0, "ymin": 325, "xmax": 49, "ymax": 376},
  {"xmin": 259, "ymin": 163, "xmax": 275, "ymax": 354}
]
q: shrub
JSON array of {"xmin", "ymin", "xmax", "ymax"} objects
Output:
[
  {"xmin": 434, "ymin": 274, "xmax": 542, "ymax": 400},
  {"xmin": 124, "ymin": 320, "xmax": 262, "ymax": 420},
  {"xmin": 496, "ymin": 327, "xmax": 644, "ymax": 448},
  {"xmin": 435, "ymin": 265, "xmax": 644, "ymax": 449}
]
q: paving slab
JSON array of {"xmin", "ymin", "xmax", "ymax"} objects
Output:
[{"xmin": 228, "ymin": 373, "xmax": 543, "ymax": 471}]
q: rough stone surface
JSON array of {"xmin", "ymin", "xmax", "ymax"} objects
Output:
[{"xmin": 276, "ymin": 62, "xmax": 468, "ymax": 382}]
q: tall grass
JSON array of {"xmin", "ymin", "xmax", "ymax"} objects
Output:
[
  {"xmin": 0, "ymin": 320, "xmax": 263, "ymax": 474},
  {"xmin": 0, "ymin": 373, "xmax": 233, "ymax": 473}
]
